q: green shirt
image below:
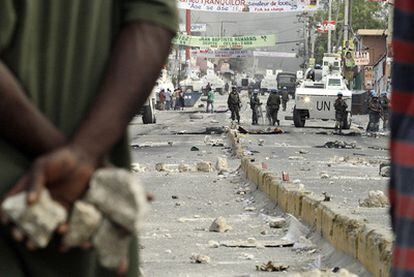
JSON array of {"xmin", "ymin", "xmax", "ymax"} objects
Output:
[
  {"xmin": 0, "ymin": 1, "xmax": 177, "ymax": 276},
  {"xmin": 0, "ymin": 0, "xmax": 177, "ymax": 195}
]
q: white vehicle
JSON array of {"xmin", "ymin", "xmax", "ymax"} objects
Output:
[
  {"xmin": 260, "ymin": 69, "xmax": 279, "ymax": 92},
  {"xmin": 293, "ymin": 75, "xmax": 352, "ymax": 129},
  {"xmin": 202, "ymin": 69, "xmax": 225, "ymax": 92}
]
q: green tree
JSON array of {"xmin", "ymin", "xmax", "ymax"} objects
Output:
[{"xmin": 312, "ymin": 0, "xmax": 387, "ymax": 63}]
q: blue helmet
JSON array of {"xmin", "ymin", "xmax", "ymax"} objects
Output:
[
  {"xmin": 381, "ymin": 91, "xmax": 387, "ymax": 96},
  {"xmin": 337, "ymin": 92, "xmax": 343, "ymax": 97},
  {"xmin": 270, "ymin": 89, "xmax": 277, "ymax": 93}
]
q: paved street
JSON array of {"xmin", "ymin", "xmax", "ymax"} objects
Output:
[{"xmin": 128, "ymin": 93, "xmax": 379, "ymax": 276}]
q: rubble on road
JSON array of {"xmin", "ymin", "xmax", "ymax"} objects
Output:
[
  {"xmin": 85, "ymin": 169, "xmax": 149, "ymax": 232},
  {"xmin": 359, "ymin": 190, "xmax": 389, "ymax": 208},
  {"xmin": 63, "ymin": 201, "xmax": 103, "ymax": 247},
  {"xmin": 269, "ymin": 217, "xmax": 287, "ymax": 228},
  {"xmin": 208, "ymin": 240, "xmax": 220, "ymax": 248},
  {"xmin": 379, "ymin": 162, "xmax": 391, "ymax": 177},
  {"xmin": 204, "ymin": 135, "xmax": 225, "ymax": 147},
  {"xmin": 93, "ymin": 219, "xmax": 131, "ymax": 270},
  {"xmin": 238, "ymin": 126, "xmax": 284, "ymax": 135},
  {"xmin": 322, "ymin": 192, "xmax": 332, "ymax": 202},
  {"xmin": 209, "ymin": 216, "xmax": 232, "ymax": 233},
  {"xmin": 178, "ymin": 163, "xmax": 193, "ymax": 172},
  {"xmin": 191, "ymin": 146, "xmax": 200, "ymax": 151},
  {"xmin": 131, "ymin": 163, "xmax": 147, "ymax": 173},
  {"xmin": 220, "ymin": 239, "xmax": 293, "ymax": 248},
  {"xmin": 215, "ymin": 157, "xmax": 229, "ymax": 172},
  {"xmin": 299, "ymin": 149, "xmax": 309, "ymax": 154},
  {"xmin": 1, "ymin": 190, "xmax": 67, "ymax": 248},
  {"xmin": 322, "ymin": 141, "xmax": 357, "ymax": 149},
  {"xmin": 197, "ymin": 161, "xmax": 214, "ymax": 172},
  {"xmin": 293, "ymin": 236, "xmax": 316, "ymax": 251},
  {"xmin": 292, "ymin": 268, "xmax": 358, "ymax": 276},
  {"xmin": 190, "ymin": 254, "xmax": 211, "ymax": 264},
  {"xmin": 320, "ymin": 172, "xmax": 330, "ymax": 179},
  {"xmin": 190, "ymin": 114, "xmax": 204, "ymax": 120},
  {"xmin": 256, "ymin": 261, "xmax": 289, "ymax": 272},
  {"xmin": 244, "ymin": 206, "xmax": 256, "ymax": 212},
  {"xmin": 155, "ymin": 163, "xmax": 170, "ymax": 172}
]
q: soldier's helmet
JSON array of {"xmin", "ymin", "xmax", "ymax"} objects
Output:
[
  {"xmin": 270, "ymin": 89, "xmax": 277, "ymax": 93},
  {"xmin": 371, "ymin": 90, "xmax": 378, "ymax": 98},
  {"xmin": 283, "ymin": 86, "xmax": 288, "ymax": 90},
  {"xmin": 381, "ymin": 91, "xmax": 387, "ymax": 96},
  {"xmin": 253, "ymin": 89, "xmax": 259, "ymax": 94},
  {"xmin": 231, "ymin": 86, "xmax": 237, "ymax": 91},
  {"xmin": 337, "ymin": 92, "xmax": 343, "ymax": 97}
]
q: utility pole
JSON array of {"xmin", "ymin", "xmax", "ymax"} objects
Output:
[
  {"xmin": 327, "ymin": 0, "xmax": 332, "ymax": 53},
  {"xmin": 344, "ymin": 0, "xmax": 350, "ymax": 43},
  {"xmin": 185, "ymin": 9, "xmax": 191, "ymax": 64}
]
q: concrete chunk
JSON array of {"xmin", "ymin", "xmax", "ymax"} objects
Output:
[
  {"xmin": 63, "ymin": 201, "xmax": 103, "ymax": 247},
  {"xmin": 93, "ymin": 220, "xmax": 132, "ymax": 270},
  {"xmin": 197, "ymin": 161, "xmax": 214, "ymax": 172},
  {"xmin": 1, "ymin": 190, "xmax": 67, "ymax": 248},
  {"xmin": 209, "ymin": 216, "xmax": 232, "ymax": 233},
  {"xmin": 85, "ymin": 169, "xmax": 149, "ymax": 232}
]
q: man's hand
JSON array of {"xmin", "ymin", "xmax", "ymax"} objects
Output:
[{"xmin": 5, "ymin": 145, "xmax": 98, "ymax": 209}]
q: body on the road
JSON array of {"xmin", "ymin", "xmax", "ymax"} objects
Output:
[
  {"xmin": 266, "ymin": 89, "xmax": 281, "ymax": 126},
  {"xmin": 334, "ymin": 92, "xmax": 348, "ymax": 134},
  {"xmin": 367, "ymin": 92, "xmax": 382, "ymax": 133},
  {"xmin": 227, "ymin": 87, "xmax": 241, "ymax": 123},
  {"xmin": 250, "ymin": 90, "xmax": 262, "ymax": 125}
]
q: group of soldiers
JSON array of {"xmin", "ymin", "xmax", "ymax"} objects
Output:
[
  {"xmin": 333, "ymin": 90, "xmax": 390, "ymax": 134},
  {"xmin": 366, "ymin": 91, "xmax": 390, "ymax": 132},
  {"xmin": 227, "ymin": 86, "xmax": 290, "ymax": 125}
]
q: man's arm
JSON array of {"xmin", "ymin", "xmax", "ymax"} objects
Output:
[
  {"xmin": 0, "ymin": 62, "xmax": 67, "ymax": 157},
  {"xmin": 71, "ymin": 22, "xmax": 173, "ymax": 160}
]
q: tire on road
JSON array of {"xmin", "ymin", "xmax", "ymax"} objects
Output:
[
  {"xmin": 142, "ymin": 105, "xmax": 156, "ymax": 124},
  {"xmin": 293, "ymin": 107, "xmax": 306, "ymax": 127}
]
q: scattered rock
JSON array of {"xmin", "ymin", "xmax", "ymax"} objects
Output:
[
  {"xmin": 172, "ymin": 195, "xmax": 179, "ymax": 199},
  {"xmin": 299, "ymin": 149, "xmax": 309, "ymax": 154},
  {"xmin": 209, "ymin": 216, "xmax": 232, "ymax": 233},
  {"xmin": 190, "ymin": 254, "xmax": 211, "ymax": 264},
  {"xmin": 131, "ymin": 163, "xmax": 146, "ymax": 173},
  {"xmin": 178, "ymin": 163, "xmax": 193, "ymax": 172},
  {"xmin": 155, "ymin": 163, "xmax": 169, "ymax": 172},
  {"xmin": 322, "ymin": 192, "xmax": 331, "ymax": 202},
  {"xmin": 256, "ymin": 261, "xmax": 289, "ymax": 272},
  {"xmin": 293, "ymin": 179, "xmax": 301, "ymax": 185},
  {"xmin": 63, "ymin": 201, "xmax": 103, "ymax": 247},
  {"xmin": 85, "ymin": 169, "xmax": 148, "ymax": 232},
  {"xmin": 240, "ymin": 253, "xmax": 255, "ymax": 260},
  {"xmin": 323, "ymin": 140, "xmax": 356, "ymax": 149},
  {"xmin": 165, "ymin": 249, "xmax": 172, "ymax": 254},
  {"xmin": 244, "ymin": 206, "xmax": 256, "ymax": 212},
  {"xmin": 197, "ymin": 161, "xmax": 214, "ymax": 172},
  {"xmin": 190, "ymin": 114, "xmax": 204, "ymax": 120},
  {"xmin": 215, "ymin": 157, "xmax": 229, "ymax": 172},
  {"xmin": 191, "ymin": 146, "xmax": 200, "ymax": 151},
  {"xmin": 380, "ymin": 166, "xmax": 390, "ymax": 177},
  {"xmin": 289, "ymin": 156, "xmax": 305, "ymax": 160},
  {"xmin": 359, "ymin": 190, "xmax": 389, "ymax": 208},
  {"xmin": 208, "ymin": 240, "xmax": 220, "ymax": 248},
  {"xmin": 320, "ymin": 172, "xmax": 330, "ymax": 179},
  {"xmin": 293, "ymin": 236, "xmax": 316, "ymax": 251},
  {"xmin": 1, "ymin": 190, "xmax": 67, "ymax": 248},
  {"xmin": 269, "ymin": 217, "xmax": 286, "ymax": 229},
  {"xmin": 93, "ymin": 219, "xmax": 131, "ymax": 270},
  {"xmin": 258, "ymin": 139, "xmax": 265, "ymax": 146},
  {"xmin": 260, "ymin": 230, "xmax": 267, "ymax": 235}
]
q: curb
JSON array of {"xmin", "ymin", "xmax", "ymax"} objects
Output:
[{"xmin": 227, "ymin": 129, "xmax": 393, "ymax": 277}]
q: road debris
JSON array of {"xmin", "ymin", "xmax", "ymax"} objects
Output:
[
  {"xmin": 282, "ymin": 171, "xmax": 290, "ymax": 182},
  {"xmin": 256, "ymin": 261, "xmax": 289, "ymax": 272},
  {"xmin": 292, "ymin": 268, "xmax": 358, "ymax": 276},
  {"xmin": 197, "ymin": 161, "xmax": 214, "ymax": 172},
  {"xmin": 239, "ymin": 253, "xmax": 255, "ymax": 260},
  {"xmin": 322, "ymin": 140, "xmax": 357, "ymax": 149},
  {"xmin": 204, "ymin": 136, "xmax": 225, "ymax": 147},
  {"xmin": 269, "ymin": 217, "xmax": 287, "ymax": 228},
  {"xmin": 155, "ymin": 163, "xmax": 170, "ymax": 172},
  {"xmin": 221, "ymin": 239, "xmax": 293, "ymax": 248},
  {"xmin": 208, "ymin": 240, "xmax": 220, "ymax": 248},
  {"xmin": 289, "ymin": 156, "xmax": 305, "ymax": 160},
  {"xmin": 131, "ymin": 163, "xmax": 147, "ymax": 173},
  {"xmin": 322, "ymin": 192, "xmax": 332, "ymax": 202},
  {"xmin": 299, "ymin": 149, "xmax": 309, "ymax": 154},
  {"xmin": 238, "ymin": 126, "xmax": 284, "ymax": 135},
  {"xmin": 178, "ymin": 163, "xmax": 193, "ymax": 172},
  {"xmin": 379, "ymin": 162, "xmax": 391, "ymax": 177},
  {"xmin": 191, "ymin": 146, "xmax": 200, "ymax": 151},
  {"xmin": 244, "ymin": 206, "xmax": 256, "ymax": 212},
  {"xmin": 320, "ymin": 172, "xmax": 330, "ymax": 179},
  {"xmin": 215, "ymin": 157, "xmax": 229, "ymax": 172},
  {"xmin": 209, "ymin": 216, "xmax": 232, "ymax": 232},
  {"xmin": 1, "ymin": 190, "xmax": 67, "ymax": 248},
  {"xmin": 359, "ymin": 190, "xmax": 389, "ymax": 208},
  {"xmin": 190, "ymin": 114, "xmax": 204, "ymax": 120},
  {"xmin": 293, "ymin": 236, "xmax": 316, "ymax": 252},
  {"xmin": 190, "ymin": 254, "xmax": 211, "ymax": 264},
  {"xmin": 258, "ymin": 139, "xmax": 265, "ymax": 146}
]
